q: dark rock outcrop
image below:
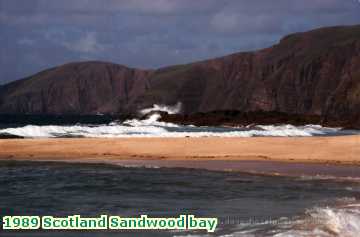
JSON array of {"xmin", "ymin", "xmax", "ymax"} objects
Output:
[
  {"xmin": 0, "ymin": 25, "xmax": 360, "ymax": 127},
  {"xmin": 158, "ymin": 111, "xmax": 324, "ymax": 128},
  {"xmin": 158, "ymin": 111, "xmax": 358, "ymax": 129}
]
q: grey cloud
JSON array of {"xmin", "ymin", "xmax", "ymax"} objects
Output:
[
  {"xmin": 17, "ymin": 38, "xmax": 35, "ymax": 46},
  {"xmin": 0, "ymin": 0, "xmax": 360, "ymax": 84},
  {"xmin": 210, "ymin": 0, "xmax": 360, "ymax": 34},
  {"xmin": 62, "ymin": 32, "xmax": 105, "ymax": 54},
  {"xmin": 0, "ymin": 0, "xmax": 222, "ymax": 15}
]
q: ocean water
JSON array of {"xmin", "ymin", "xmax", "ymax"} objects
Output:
[
  {"xmin": 1, "ymin": 161, "xmax": 360, "ymax": 237},
  {"xmin": 1, "ymin": 103, "xmax": 359, "ymax": 138},
  {"xmin": 0, "ymin": 113, "xmax": 359, "ymax": 138}
]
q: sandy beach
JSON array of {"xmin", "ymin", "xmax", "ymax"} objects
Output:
[{"xmin": 0, "ymin": 136, "xmax": 359, "ymax": 166}]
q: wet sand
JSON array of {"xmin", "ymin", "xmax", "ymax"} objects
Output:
[{"xmin": 0, "ymin": 136, "xmax": 359, "ymax": 166}]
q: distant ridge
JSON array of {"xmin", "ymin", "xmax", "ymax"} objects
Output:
[{"xmin": 0, "ymin": 25, "xmax": 359, "ymax": 127}]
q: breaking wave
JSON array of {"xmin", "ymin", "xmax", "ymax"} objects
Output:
[
  {"xmin": 266, "ymin": 199, "xmax": 360, "ymax": 237},
  {"xmin": 140, "ymin": 102, "xmax": 182, "ymax": 115},
  {"xmin": 0, "ymin": 103, "xmax": 358, "ymax": 138},
  {"xmin": 174, "ymin": 199, "xmax": 360, "ymax": 237},
  {"xmin": 0, "ymin": 122, "xmax": 348, "ymax": 138}
]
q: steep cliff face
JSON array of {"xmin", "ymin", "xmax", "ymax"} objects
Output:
[
  {"xmin": 135, "ymin": 25, "xmax": 360, "ymax": 126},
  {"xmin": 0, "ymin": 62, "xmax": 152, "ymax": 115},
  {"xmin": 0, "ymin": 25, "xmax": 359, "ymax": 126}
]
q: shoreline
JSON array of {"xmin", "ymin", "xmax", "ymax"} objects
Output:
[
  {"xmin": 0, "ymin": 136, "xmax": 359, "ymax": 167},
  {"xmin": 2, "ymin": 158, "xmax": 360, "ymax": 179}
]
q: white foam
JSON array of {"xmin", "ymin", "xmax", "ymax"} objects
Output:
[
  {"xmin": 0, "ymin": 116, "xmax": 346, "ymax": 139},
  {"xmin": 272, "ymin": 200, "xmax": 360, "ymax": 237},
  {"xmin": 0, "ymin": 104, "xmax": 351, "ymax": 138},
  {"xmin": 195, "ymin": 199, "xmax": 360, "ymax": 237},
  {"xmin": 123, "ymin": 113, "xmax": 180, "ymax": 128},
  {"xmin": 0, "ymin": 123, "xmax": 345, "ymax": 138},
  {"xmin": 140, "ymin": 102, "xmax": 182, "ymax": 115}
]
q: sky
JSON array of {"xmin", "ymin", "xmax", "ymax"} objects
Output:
[{"xmin": 0, "ymin": 0, "xmax": 360, "ymax": 84}]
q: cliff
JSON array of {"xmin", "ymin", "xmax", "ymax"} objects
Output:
[
  {"xmin": 0, "ymin": 25, "xmax": 359, "ymax": 127},
  {"xmin": 0, "ymin": 62, "xmax": 152, "ymax": 114}
]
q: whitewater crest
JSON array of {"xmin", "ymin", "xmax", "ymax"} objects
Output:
[
  {"xmin": 139, "ymin": 102, "xmax": 182, "ymax": 116},
  {"xmin": 270, "ymin": 199, "xmax": 360, "ymax": 237},
  {"xmin": 0, "ymin": 103, "xmax": 357, "ymax": 138},
  {"xmin": 178, "ymin": 199, "xmax": 360, "ymax": 237}
]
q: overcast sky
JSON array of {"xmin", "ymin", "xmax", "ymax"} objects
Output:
[{"xmin": 1, "ymin": 0, "xmax": 360, "ymax": 84}]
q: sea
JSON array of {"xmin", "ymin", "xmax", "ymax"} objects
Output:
[
  {"xmin": 1, "ymin": 161, "xmax": 360, "ymax": 237},
  {"xmin": 0, "ymin": 113, "xmax": 359, "ymax": 138},
  {"xmin": 0, "ymin": 104, "xmax": 360, "ymax": 237}
]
